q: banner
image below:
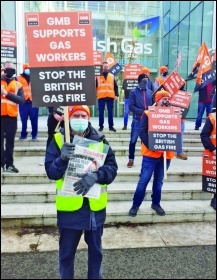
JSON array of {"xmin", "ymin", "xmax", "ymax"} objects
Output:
[
  {"xmin": 187, "ymin": 42, "xmax": 215, "ymax": 92},
  {"xmin": 25, "ymin": 12, "xmax": 96, "ymax": 107},
  {"xmin": 104, "ymin": 52, "xmax": 122, "ymax": 76}
]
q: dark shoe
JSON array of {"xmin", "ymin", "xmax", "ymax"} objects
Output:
[
  {"xmin": 109, "ymin": 127, "xmax": 116, "ymax": 132},
  {"xmin": 127, "ymin": 160, "xmax": 134, "ymax": 168},
  {"xmin": 210, "ymin": 198, "xmax": 216, "ymax": 210},
  {"xmin": 129, "ymin": 206, "xmax": 139, "ymax": 217},
  {"xmin": 195, "ymin": 127, "xmax": 199, "ymax": 130},
  {"xmin": 98, "ymin": 128, "xmax": 103, "ymax": 132},
  {"xmin": 122, "ymin": 126, "xmax": 127, "ymax": 130},
  {"xmin": 176, "ymin": 153, "xmax": 188, "ymax": 160},
  {"xmin": 151, "ymin": 204, "xmax": 165, "ymax": 216},
  {"xmin": 32, "ymin": 136, "xmax": 37, "ymax": 140},
  {"xmin": 5, "ymin": 165, "xmax": 19, "ymax": 173},
  {"xmin": 19, "ymin": 136, "xmax": 27, "ymax": 140}
]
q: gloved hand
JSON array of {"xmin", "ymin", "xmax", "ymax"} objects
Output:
[
  {"xmin": 60, "ymin": 142, "xmax": 75, "ymax": 161},
  {"xmin": 73, "ymin": 172, "xmax": 98, "ymax": 196}
]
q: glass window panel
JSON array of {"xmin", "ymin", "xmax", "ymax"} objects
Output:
[
  {"xmin": 202, "ymin": 1, "xmax": 214, "ymax": 49},
  {"xmin": 1, "ymin": 1, "xmax": 15, "ymax": 30},
  {"xmin": 180, "ymin": 1, "xmax": 190, "ymax": 21},
  {"xmin": 170, "ymin": 2, "xmax": 180, "ymax": 29}
]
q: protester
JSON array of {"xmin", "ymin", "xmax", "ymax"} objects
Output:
[
  {"xmin": 121, "ymin": 79, "xmax": 131, "ymax": 130},
  {"xmin": 129, "ymin": 90, "xmax": 175, "ymax": 217},
  {"xmin": 194, "ymin": 81, "xmax": 215, "ymax": 130},
  {"xmin": 127, "ymin": 73, "xmax": 153, "ymax": 167},
  {"xmin": 17, "ymin": 63, "xmax": 39, "ymax": 140},
  {"xmin": 200, "ymin": 92, "xmax": 216, "ymax": 210},
  {"xmin": 39, "ymin": 106, "xmax": 64, "ymax": 166},
  {"xmin": 1, "ymin": 61, "xmax": 25, "ymax": 173},
  {"xmin": 153, "ymin": 66, "xmax": 169, "ymax": 92},
  {"xmin": 142, "ymin": 67, "xmax": 154, "ymax": 92},
  {"xmin": 96, "ymin": 61, "xmax": 119, "ymax": 132},
  {"xmin": 45, "ymin": 105, "xmax": 118, "ymax": 279}
]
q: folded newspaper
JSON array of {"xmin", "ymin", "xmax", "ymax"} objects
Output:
[{"xmin": 62, "ymin": 135, "xmax": 109, "ymax": 199}]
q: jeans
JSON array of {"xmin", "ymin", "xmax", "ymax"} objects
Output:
[
  {"xmin": 195, "ymin": 102, "xmax": 212, "ymax": 128},
  {"xmin": 19, "ymin": 102, "xmax": 39, "ymax": 138},
  {"xmin": 98, "ymin": 98, "xmax": 114, "ymax": 129},
  {"xmin": 129, "ymin": 119, "xmax": 140, "ymax": 161},
  {"xmin": 132, "ymin": 156, "xmax": 171, "ymax": 207},
  {"xmin": 176, "ymin": 120, "xmax": 185, "ymax": 155},
  {"xmin": 123, "ymin": 98, "xmax": 130, "ymax": 126},
  {"xmin": 59, "ymin": 226, "xmax": 103, "ymax": 279}
]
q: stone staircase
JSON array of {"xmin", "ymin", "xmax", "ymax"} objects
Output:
[{"xmin": 1, "ymin": 127, "xmax": 216, "ymax": 228}]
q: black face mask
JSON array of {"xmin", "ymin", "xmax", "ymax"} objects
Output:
[
  {"xmin": 4, "ymin": 68, "xmax": 16, "ymax": 78},
  {"xmin": 161, "ymin": 100, "xmax": 170, "ymax": 107},
  {"xmin": 162, "ymin": 72, "xmax": 168, "ymax": 77}
]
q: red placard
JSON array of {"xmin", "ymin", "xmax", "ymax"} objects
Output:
[
  {"xmin": 162, "ymin": 71, "xmax": 185, "ymax": 95},
  {"xmin": 170, "ymin": 90, "xmax": 192, "ymax": 109},
  {"xmin": 124, "ymin": 64, "xmax": 143, "ymax": 80},
  {"xmin": 202, "ymin": 151, "xmax": 216, "ymax": 193},
  {"xmin": 25, "ymin": 12, "xmax": 94, "ymax": 67},
  {"xmin": 1, "ymin": 30, "xmax": 16, "ymax": 47},
  {"xmin": 93, "ymin": 51, "xmax": 103, "ymax": 65}
]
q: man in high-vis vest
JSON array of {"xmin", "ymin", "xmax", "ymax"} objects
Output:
[
  {"xmin": 200, "ymin": 91, "xmax": 216, "ymax": 210},
  {"xmin": 96, "ymin": 61, "xmax": 119, "ymax": 132},
  {"xmin": 45, "ymin": 105, "xmax": 118, "ymax": 279},
  {"xmin": 153, "ymin": 65, "xmax": 169, "ymax": 93},
  {"xmin": 17, "ymin": 63, "xmax": 39, "ymax": 140},
  {"xmin": 129, "ymin": 90, "xmax": 174, "ymax": 217},
  {"xmin": 1, "ymin": 61, "xmax": 25, "ymax": 173}
]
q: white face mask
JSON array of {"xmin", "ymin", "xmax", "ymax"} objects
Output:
[{"xmin": 70, "ymin": 118, "xmax": 88, "ymax": 133}]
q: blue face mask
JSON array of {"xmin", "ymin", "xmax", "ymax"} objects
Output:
[
  {"xmin": 24, "ymin": 69, "xmax": 30, "ymax": 75},
  {"xmin": 70, "ymin": 119, "xmax": 88, "ymax": 133},
  {"xmin": 139, "ymin": 80, "xmax": 147, "ymax": 89}
]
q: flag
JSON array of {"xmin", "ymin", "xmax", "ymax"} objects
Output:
[
  {"xmin": 174, "ymin": 50, "xmax": 182, "ymax": 71},
  {"xmin": 187, "ymin": 42, "xmax": 216, "ymax": 92},
  {"xmin": 104, "ymin": 52, "xmax": 122, "ymax": 76}
]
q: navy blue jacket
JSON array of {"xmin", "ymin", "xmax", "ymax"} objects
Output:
[
  {"xmin": 45, "ymin": 123, "xmax": 118, "ymax": 230},
  {"xmin": 129, "ymin": 86, "xmax": 153, "ymax": 120},
  {"xmin": 200, "ymin": 114, "xmax": 216, "ymax": 153}
]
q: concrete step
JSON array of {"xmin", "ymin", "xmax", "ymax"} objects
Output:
[
  {"xmin": 14, "ymin": 137, "xmax": 203, "ymax": 148},
  {"xmin": 16, "ymin": 129, "xmax": 201, "ymax": 140},
  {"xmin": 1, "ymin": 200, "xmax": 215, "ymax": 228},
  {"xmin": 1, "ymin": 182, "xmax": 211, "ymax": 204},
  {"xmin": 1, "ymin": 156, "xmax": 202, "ymax": 184},
  {"xmin": 12, "ymin": 145, "xmax": 204, "ymax": 157}
]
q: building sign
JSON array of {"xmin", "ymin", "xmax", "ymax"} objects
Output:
[
  {"xmin": 1, "ymin": 30, "xmax": 17, "ymax": 59},
  {"xmin": 25, "ymin": 12, "xmax": 95, "ymax": 107},
  {"xmin": 93, "ymin": 50, "xmax": 103, "ymax": 76},
  {"xmin": 202, "ymin": 151, "xmax": 216, "ymax": 194},
  {"xmin": 148, "ymin": 106, "xmax": 181, "ymax": 151}
]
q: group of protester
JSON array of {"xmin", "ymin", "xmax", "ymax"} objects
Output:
[{"xmin": 1, "ymin": 60, "xmax": 216, "ymax": 279}]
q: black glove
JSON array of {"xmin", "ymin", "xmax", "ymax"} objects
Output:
[
  {"xmin": 60, "ymin": 142, "xmax": 75, "ymax": 161},
  {"xmin": 73, "ymin": 173, "xmax": 98, "ymax": 196}
]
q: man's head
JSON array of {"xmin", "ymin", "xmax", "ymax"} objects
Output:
[
  {"xmin": 103, "ymin": 61, "xmax": 109, "ymax": 73},
  {"xmin": 2, "ymin": 61, "xmax": 15, "ymax": 79},
  {"xmin": 23, "ymin": 63, "xmax": 30, "ymax": 75},
  {"xmin": 68, "ymin": 105, "xmax": 90, "ymax": 134},
  {"xmin": 160, "ymin": 66, "xmax": 168, "ymax": 77},
  {"xmin": 155, "ymin": 90, "xmax": 171, "ymax": 107},
  {"xmin": 138, "ymin": 73, "xmax": 148, "ymax": 89},
  {"xmin": 142, "ymin": 67, "xmax": 150, "ymax": 76}
]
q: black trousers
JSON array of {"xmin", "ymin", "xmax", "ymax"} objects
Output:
[
  {"xmin": 1, "ymin": 116, "xmax": 17, "ymax": 167},
  {"xmin": 47, "ymin": 114, "xmax": 64, "ymax": 149}
]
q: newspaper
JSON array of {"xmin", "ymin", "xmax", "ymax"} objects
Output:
[{"xmin": 62, "ymin": 135, "xmax": 109, "ymax": 199}]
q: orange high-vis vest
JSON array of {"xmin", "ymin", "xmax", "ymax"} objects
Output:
[
  {"xmin": 154, "ymin": 76, "xmax": 165, "ymax": 86},
  {"xmin": 1, "ymin": 79, "xmax": 22, "ymax": 117},
  {"xmin": 141, "ymin": 110, "xmax": 175, "ymax": 159},
  {"xmin": 16, "ymin": 76, "xmax": 32, "ymax": 101},
  {"xmin": 96, "ymin": 73, "xmax": 115, "ymax": 99},
  {"xmin": 208, "ymin": 113, "xmax": 216, "ymax": 148}
]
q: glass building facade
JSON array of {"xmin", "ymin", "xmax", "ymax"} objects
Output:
[{"xmin": 1, "ymin": 1, "xmax": 216, "ymax": 118}]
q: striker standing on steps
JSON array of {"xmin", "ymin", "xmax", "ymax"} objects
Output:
[
  {"xmin": 96, "ymin": 61, "xmax": 119, "ymax": 132},
  {"xmin": 129, "ymin": 91, "xmax": 175, "ymax": 217},
  {"xmin": 17, "ymin": 63, "xmax": 39, "ymax": 140},
  {"xmin": 127, "ymin": 73, "xmax": 153, "ymax": 168},
  {"xmin": 1, "ymin": 61, "xmax": 25, "ymax": 173},
  {"xmin": 45, "ymin": 105, "xmax": 118, "ymax": 279}
]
